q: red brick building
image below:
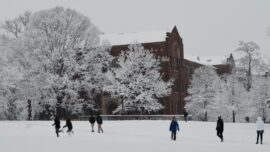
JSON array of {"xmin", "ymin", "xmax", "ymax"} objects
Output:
[{"xmin": 100, "ymin": 26, "xmax": 233, "ymax": 115}]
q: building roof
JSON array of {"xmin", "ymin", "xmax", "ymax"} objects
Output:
[
  {"xmin": 100, "ymin": 27, "xmax": 230, "ymax": 67},
  {"xmin": 100, "ymin": 30, "xmax": 170, "ymax": 46},
  {"xmin": 184, "ymin": 53, "xmax": 228, "ymax": 66}
]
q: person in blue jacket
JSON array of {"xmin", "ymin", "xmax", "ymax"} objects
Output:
[{"xmin": 169, "ymin": 116, "xmax": 180, "ymax": 140}]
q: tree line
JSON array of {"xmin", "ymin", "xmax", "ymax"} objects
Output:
[
  {"xmin": 0, "ymin": 7, "xmax": 173, "ymax": 120},
  {"xmin": 185, "ymin": 41, "xmax": 270, "ymax": 122}
]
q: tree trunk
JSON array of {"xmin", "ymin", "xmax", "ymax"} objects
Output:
[
  {"xmin": 27, "ymin": 99, "xmax": 32, "ymax": 120},
  {"xmin": 121, "ymin": 97, "xmax": 124, "ymax": 115},
  {"xmin": 233, "ymin": 110, "xmax": 235, "ymax": 123},
  {"xmin": 205, "ymin": 111, "xmax": 208, "ymax": 121},
  {"xmin": 247, "ymin": 55, "xmax": 252, "ymax": 91}
]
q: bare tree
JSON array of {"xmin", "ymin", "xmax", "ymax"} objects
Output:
[
  {"xmin": 236, "ymin": 41, "xmax": 260, "ymax": 91},
  {"xmin": 222, "ymin": 69, "xmax": 248, "ymax": 122},
  {"xmin": 1, "ymin": 11, "xmax": 31, "ymax": 38}
]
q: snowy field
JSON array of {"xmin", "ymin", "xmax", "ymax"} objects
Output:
[{"xmin": 0, "ymin": 120, "xmax": 269, "ymax": 152}]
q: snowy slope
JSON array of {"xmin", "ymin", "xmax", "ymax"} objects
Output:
[{"xmin": 0, "ymin": 121, "xmax": 269, "ymax": 152}]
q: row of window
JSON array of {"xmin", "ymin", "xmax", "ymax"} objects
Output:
[
  {"xmin": 170, "ymin": 57, "xmax": 181, "ymax": 70},
  {"xmin": 173, "ymin": 79, "xmax": 180, "ymax": 92},
  {"xmin": 173, "ymin": 79, "xmax": 189, "ymax": 93},
  {"xmin": 170, "ymin": 99, "xmax": 179, "ymax": 114}
]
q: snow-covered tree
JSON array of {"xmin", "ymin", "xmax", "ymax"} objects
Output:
[
  {"xmin": 248, "ymin": 76, "xmax": 270, "ymax": 122},
  {"xmin": 235, "ymin": 41, "xmax": 261, "ymax": 91},
  {"xmin": 1, "ymin": 11, "xmax": 31, "ymax": 38},
  {"xmin": 221, "ymin": 70, "xmax": 248, "ymax": 122},
  {"xmin": 76, "ymin": 45, "xmax": 112, "ymax": 110},
  {"xmin": 0, "ymin": 66, "xmax": 22, "ymax": 119},
  {"xmin": 20, "ymin": 7, "xmax": 104, "ymax": 116},
  {"xmin": 185, "ymin": 66, "xmax": 221, "ymax": 121},
  {"xmin": 104, "ymin": 44, "xmax": 173, "ymax": 114},
  {"xmin": 0, "ymin": 7, "xmax": 111, "ymax": 119},
  {"xmin": 0, "ymin": 36, "xmax": 25, "ymax": 120}
]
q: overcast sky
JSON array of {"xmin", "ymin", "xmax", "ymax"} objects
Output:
[{"xmin": 0, "ymin": 0, "xmax": 270, "ymax": 59}]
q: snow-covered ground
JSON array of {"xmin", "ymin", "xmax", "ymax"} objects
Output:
[{"xmin": 0, "ymin": 120, "xmax": 269, "ymax": 152}]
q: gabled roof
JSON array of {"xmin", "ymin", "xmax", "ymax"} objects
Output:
[{"xmin": 100, "ymin": 28, "xmax": 173, "ymax": 46}]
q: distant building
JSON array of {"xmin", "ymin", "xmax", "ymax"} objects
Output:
[{"xmin": 100, "ymin": 26, "xmax": 234, "ymax": 115}]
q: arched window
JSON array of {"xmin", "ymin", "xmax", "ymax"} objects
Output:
[{"xmin": 170, "ymin": 41, "xmax": 181, "ymax": 70}]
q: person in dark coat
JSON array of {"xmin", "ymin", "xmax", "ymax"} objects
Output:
[
  {"xmin": 169, "ymin": 116, "xmax": 180, "ymax": 140},
  {"xmin": 216, "ymin": 116, "xmax": 224, "ymax": 142},
  {"xmin": 63, "ymin": 117, "xmax": 73, "ymax": 135},
  {"xmin": 52, "ymin": 115, "xmax": 62, "ymax": 137},
  {"xmin": 96, "ymin": 114, "xmax": 103, "ymax": 133},
  {"xmin": 183, "ymin": 110, "xmax": 188, "ymax": 122},
  {"xmin": 89, "ymin": 114, "xmax": 96, "ymax": 132}
]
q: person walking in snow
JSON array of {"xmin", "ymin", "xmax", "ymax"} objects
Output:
[
  {"xmin": 63, "ymin": 117, "xmax": 73, "ymax": 135},
  {"xmin": 96, "ymin": 114, "xmax": 103, "ymax": 133},
  {"xmin": 183, "ymin": 110, "xmax": 188, "ymax": 122},
  {"xmin": 169, "ymin": 116, "xmax": 179, "ymax": 140},
  {"xmin": 256, "ymin": 117, "xmax": 264, "ymax": 144},
  {"xmin": 89, "ymin": 114, "xmax": 96, "ymax": 132},
  {"xmin": 216, "ymin": 116, "xmax": 224, "ymax": 142},
  {"xmin": 52, "ymin": 115, "xmax": 62, "ymax": 137}
]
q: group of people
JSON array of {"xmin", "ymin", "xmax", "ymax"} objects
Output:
[
  {"xmin": 52, "ymin": 113, "xmax": 265, "ymax": 144},
  {"xmin": 52, "ymin": 113, "xmax": 104, "ymax": 137},
  {"xmin": 214, "ymin": 116, "xmax": 265, "ymax": 144},
  {"xmin": 169, "ymin": 116, "xmax": 265, "ymax": 144}
]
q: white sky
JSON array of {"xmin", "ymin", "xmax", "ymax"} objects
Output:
[{"xmin": 0, "ymin": 0, "xmax": 270, "ymax": 58}]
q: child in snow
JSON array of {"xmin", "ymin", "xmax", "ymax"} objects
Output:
[
  {"xmin": 169, "ymin": 116, "xmax": 179, "ymax": 140},
  {"xmin": 96, "ymin": 114, "xmax": 103, "ymax": 133},
  {"xmin": 256, "ymin": 117, "xmax": 264, "ymax": 144},
  {"xmin": 52, "ymin": 115, "xmax": 63, "ymax": 137},
  {"xmin": 89, "ymin": 114, "xmax": 96, "ymax": 132},
  {"xmin": 63, "ymin": 117, "xmax": 73, "ymax": 135},
  {"xmin": 216, "ymin": 116, "xmax": 224, "ymax": 142}
]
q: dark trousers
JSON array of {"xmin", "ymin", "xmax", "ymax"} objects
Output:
[
  {"xmin": 217, "ymin": 131, "xmax": 223, "ymax": 141},
  {"xmin": 184, "ymin": 116, "xmax": 188, "ymax": 122},
  {"xmin": 67, "ymin": 128, "xmax": 73, "ymax": 132},
  {"xmin": 171, "ymin": 130, "xmax": 177, "ymax": 140},
  {"xmin": 55, "ymin": 127, "xmax": 60, "ymax": 137},
  {"xmin": 55, "ymin": 127, "xmax": 62, "ymax": 137},
  {"xmin": 98, "ymin": 124, "xmax": 103, "ymax": 133},
  {"xmin": 256, "ymin": 131, "xmax": 264, "ymax": 144}
]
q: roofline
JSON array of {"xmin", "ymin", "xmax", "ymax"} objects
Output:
[
  {"xmin": 110, "ymin": 41, "xmax": 166, "ymax": 47},
  {"xmin": 102, "ymin": 26, "xmax": 179, "ymax": 47},
  {"xmin": 184, "ymin": 59, "xmax": 217, "ymax": 69}
]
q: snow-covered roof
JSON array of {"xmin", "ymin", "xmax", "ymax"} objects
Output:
[
  {"xmin": 100, "ymin": 30, "xmax": 170, "ymax": 46},
  {"xmin": 184, "ymin": 54, "xmax": 228, "ymax": 66}
]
